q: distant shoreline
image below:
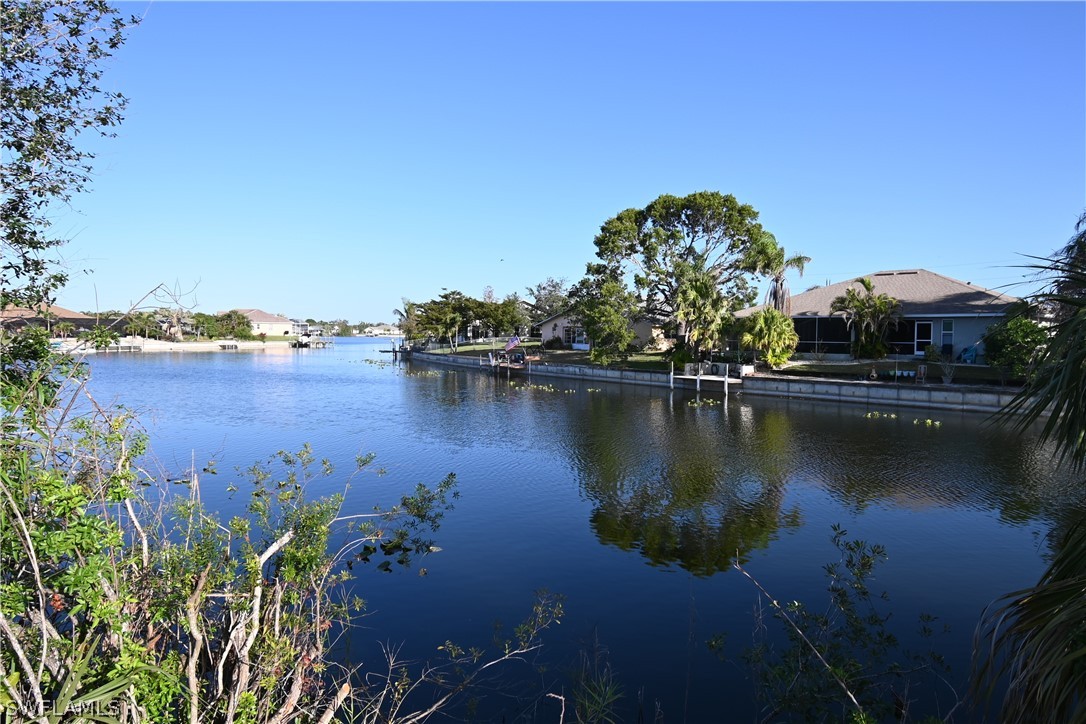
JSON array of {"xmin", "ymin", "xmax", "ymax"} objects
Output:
[{"xmin": 54, "ymin": 337, "xmax": 295, "ymax": 354}]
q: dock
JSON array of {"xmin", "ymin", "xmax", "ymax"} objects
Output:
[{"xmin": 290, "ymin": 336, "xmax": 334, "ymax": 349}]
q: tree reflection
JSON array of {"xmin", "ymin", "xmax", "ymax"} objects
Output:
[{"xmin": 570, "ymin": 397, "xmax": 803, "ymax": 576}]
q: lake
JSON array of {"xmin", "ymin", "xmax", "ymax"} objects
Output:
[{"xmin": 81, "ymin": 338, "xmax": 1084, "ymax": 722}]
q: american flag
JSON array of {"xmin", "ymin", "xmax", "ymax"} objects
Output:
[{"xmin": 504, "ymin": 335, "xmax": 521, "ymax": 352}]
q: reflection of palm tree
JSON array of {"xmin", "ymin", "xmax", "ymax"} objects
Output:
[
  {"xmin": 746, "ymin": 231, "xmax": 811, "ymax": 316},
  {"xmin": 977, "ymin": 226, "xmax": 1086, "ymax": 721}
]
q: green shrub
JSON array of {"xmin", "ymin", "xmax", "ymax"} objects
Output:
[
  {"xmin": 984, "ymin": 317, "xmax": 1047, "ymax": 382},
  {"xmin": 544, "ymin": 336, "xmax": 566, "ymax": 350}
]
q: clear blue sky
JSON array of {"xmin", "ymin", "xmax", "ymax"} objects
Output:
[{"xmin": 58, "ymin": 1, "xmax": 1085, "ymax": 323}]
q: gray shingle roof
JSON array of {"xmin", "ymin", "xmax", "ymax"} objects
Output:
[{"xmin": 737, "ymin": 269, "xmax": 1017, "ymax": 318}]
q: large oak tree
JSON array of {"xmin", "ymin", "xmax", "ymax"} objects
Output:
[{"xmin": 590, "ymin": 191, "xmax": 766, "ymax": 340}]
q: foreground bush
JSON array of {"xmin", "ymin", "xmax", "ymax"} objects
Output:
[{"xmin": 0, "ymin": 343, "xmax": 561, "ymax": 723}]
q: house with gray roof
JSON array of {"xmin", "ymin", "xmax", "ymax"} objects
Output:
[{"xmin": 736, "ymin": 269, "xmax": 1017, "ymax": 360}]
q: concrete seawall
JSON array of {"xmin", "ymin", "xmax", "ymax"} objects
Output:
[
  {"xmin": 412, "ymin": 352, "xmax": 1021, "ymax": 414},
  {"xmin": 412, "ymin": 351, "xmax": 740, "ymax": 390},
  {"xmin": 741, "ymin": 375, "xmax": 1019, "ymax": 414}
]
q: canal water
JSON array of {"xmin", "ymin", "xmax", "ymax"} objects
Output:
[{"xmin": 81, "ymin": 338, "xmax": 1084, "ymax": 721}]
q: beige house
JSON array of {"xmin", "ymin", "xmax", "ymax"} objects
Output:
[
  {"xmin": 536, "ymin": 310, "xmax": 664, "ymax": 351},
  {"xmin": 232, "ymin": 309, "xmax": 293, "ymax": 336}
]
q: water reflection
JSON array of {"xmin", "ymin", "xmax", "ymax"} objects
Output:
[
  {"xmin": 84, "ymin": 348, "xmax": 1086, "ymax": 720},
  {"xmin": 505, "ymin": 384, "xmax": 1086, "ymax": 575}
]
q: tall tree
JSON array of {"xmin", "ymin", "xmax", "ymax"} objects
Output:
[
  {"xmin": 1, "ymin": 1, "xmax": 137, "ymax": 311},
  {"xmin": 829, "ymin": 277, "xmax": 902, "ymax": 359},
  {"xmin": 975, "ymin": 217, "xmax": 1086, "ymax": 721},
  {"xmin": 525, "ymin": 276, "xmax": 570, "ymax": 323},
  {"xmin": 477, "ymin": 295, "xmax": 527, "ymax": 337},
  {"xmin": 591, "ymin": 191, "xmax": 766, "ymax": 334},
  {"xmin": 392, "ymin": 298, "xmax": 419, "ymax": 338},
  {"xmin": 418, "ymin": 291, "xmax": 473, "ymax": 350},
  {"xmin": 192, "ymin": 311, "xmax": 221, "ymax": 340},
  {"xmin": 217, "ymin": 309, "xmax": 253, "ymax": 339},
  {"xmin": 674, "ymin": 256, "xmax": 728, "ymax": 358},
  {"xmin": 125, "ymin": 310, "xmax": 158, "ymax": 339},
  {"xmin": 571, "ymin": 264, "xmax": 638, "ymax": 366},
  {"xmin": 53, "ymin": 320, "xmax": 74, "ymax": 339},
  {"xmin": 745, "ymin": 230, "xmax": 811, "ymax": 315}
]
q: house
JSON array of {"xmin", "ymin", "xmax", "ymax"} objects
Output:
[
  {"xmin": 0, "ymin": 304, "xmax": 96, "ymax": 333},
  {"xmin": 231, "ymin": 309, "xmax": 293, "ymax": 336},
  {"xmin": 536, "ymin": 310, "xmax": 663, "ymax": 352},
  {"xmin": 735, "ymin": 269, "xmax": 1017, "ymax": 360},
  {"xmin": 363, "ymin": 325, "xmax": 400, "ymax": 337}
]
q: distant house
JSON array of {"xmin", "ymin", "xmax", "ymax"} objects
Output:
[
  {"xmin": 363, "ymin": 325, "xmax": 400, "ymax": 337},
  {"xmin": 0, "ymin": 304, "xmax": 96, "ymax": 333},
  {"xmin": 735, "ymin": 269, "xmax": 1017, "ymax": 360},
  {"xmin": 536, "ymin": 310, "xmax": 662, "ymax": 352},
  {"xmin": 231, "ymin": 309, "xmax": 293, "ymax": 336},
  {"xmin": 290, "ymin": 319, "xmax": 310, "ymax": 336}
]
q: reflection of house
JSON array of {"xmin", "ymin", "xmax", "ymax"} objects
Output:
[
  {"xmin": 537, "ymin": 310, "xmax": 661, "ymax": 351},
  {"xmin": 736, "ymin": 269, "xmax": 1017, "ymax": 360},
  {"xmin": 233, "ymin": 309, "xmax": 293, "ymax": 336},
  {"xmin": 0, "ymin": 304, "xmax": 95, "ymax": 332}
]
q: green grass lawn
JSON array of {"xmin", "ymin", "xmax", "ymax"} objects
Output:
[
  {"xmin": 440, "ymin": 345, "xmax": 673, "ymax": 371},
  {"xmin": 779, "ymin": 360, "xmax": 1021, "ymax": 387}
]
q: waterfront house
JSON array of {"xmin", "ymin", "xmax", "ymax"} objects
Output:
[
  {"xmin": 0, "ymin": 304, "xmax": 96, "ymax": 333},
  {"xmin": 232, "ymin": 309, "xmax": 293, "ymax": 336},
  {"xmin": 536, "ymin": 310, "xmax": 663, "ymax": 351},
  {"xmin": 735, "ymin": 269, "xmax": 1017, "ymax": 361}
]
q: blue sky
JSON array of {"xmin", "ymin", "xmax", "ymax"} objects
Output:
[{"xmin": 58, "ymin": 1, "xmax": 1085, "ymax": 323}]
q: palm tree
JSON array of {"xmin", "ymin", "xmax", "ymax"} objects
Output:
[
  {"xmin": 443, "ymin": 310, "xmax": 462, "ymax": 352},
  {"xmin": 392, "ymin": 298, "xmax": 419, "ymax": 340},
  {"xmin": 829, "ymin": 277, "xmax": 902, "ymax": 359},
  {"xmin": 39, "ymin": 309, "xmax": 57, "ymax": 336},
  {"xmin": 54, "ymin": 321, "xmax": 75, "ymax": 339},
  {"xmin": 746, "ymin": 231, "xmax": 811, "ymax": 315},
  {"xmin": 125, "ymin": 311, "xmax": 158, "ymax": 339},
  {"xmin": 740, "ymin": 308, "xmax": 799, "ymax": 368},
  {"xmin": 674, "ymin": 257, "xmax": 728, "ymax": 358},
  {"xmin": 974, "ymin": 217, "xmax": 1086, "ymax": 721}
]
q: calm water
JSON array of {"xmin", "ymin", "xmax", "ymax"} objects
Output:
[{"xmin": 82, "ymin": 338, "xmax": 1084, "ymax": 722}]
